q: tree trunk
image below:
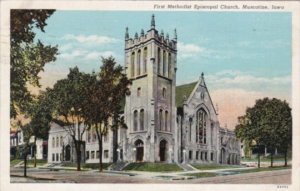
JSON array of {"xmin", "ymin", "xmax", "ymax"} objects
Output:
[
  {"xmin": 270, "ymin": 152, "xmax": 273, "ymax": 167},
  {"xmin": 23, "ymin": 146, "xmax": 27, "ymax": 177},
  {"xmin": 99, "ymin": 134, "xmax": 103, "ymax": 172},
  {"xmin": 76, "ymin": 142, "xmax": 81, "ymax": 171},
  {"xmin": 113, "ymin": 129, "xmax": 118, "ymax": 163},
  {"xmin": 257, "ymin": 153, "xmax": 260, "ymax": 168},
  {"xmin": 284, "ymin": 149, "xmax": 288, "ymax": 167},
  {"xmin": 34, "ymin": 137, "xmax": 37, "ymax": 168}
]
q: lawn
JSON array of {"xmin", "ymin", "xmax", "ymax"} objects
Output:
[
  {"xmin": 241, "ymin": 155, "xmax": 291, "ymax": 162},
  {"xmin": 10, "ymin": 159, "xmax": 47, "ymax": 167},
  {"xmin": 61, "ymin": 163, "xmax": 111, "ymax": 170},
  {"xmin": 191, "ymin": 164, "xmax": 241, "ymax": 170},
  {"xmin": 123, "ymin": 162, "xmax": 183, "ymax": 172},
  {"xmin": 184, "ymin": 166, "xmax": 291, "ymax": 179},
  {"xmin": 184, "ymin": 172, "xmax": 219, "ymax": 178},
  {"xmin": 227, "ymin": 165, "xmax": 291, "ymax": 174},
  {"xmin": 10, "ymin": 159, "xmax": 22, "ymax": 166}
]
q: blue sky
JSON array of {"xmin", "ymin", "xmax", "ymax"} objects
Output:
[{"xmin": 35, "ymin": 11, "xmax": 292, "ymax": 128}]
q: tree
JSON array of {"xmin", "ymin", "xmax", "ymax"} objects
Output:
[
  {"xmin": 26, "ymin": 91, "xmax": 53, "ymax": 167},
  {"xmin": 51, "ymin": 67, "xmax": 91, "ymax": 171},
  {"xmin": 235, "ymin": 97, "xmax": 292, "ymax": 168},
  {"xmin": 14, "ymin": 90, "xmax": 53, "ymax": 176},
  {"xmin": 82, "ymin": 57, "xmax": 129, "ymax": 172},
  {"xmin": 10, "ymin": 9, "xmax": 58, "ymax": 118}
]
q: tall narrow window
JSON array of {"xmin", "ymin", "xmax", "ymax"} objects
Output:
[
  {"xmin": 140, "ymin": 109, "xmax": 144, "ymax": 131},
  {"xmin": 60, "ymin": 136, "xmax": 63, "ymax": 146},
  {"xmin": 157, "ymin": 48, "xmax": 161, "ymax": 74},
  {"xmin": 137, "ymin": 50, "xmax": 141, "ymax": 75},
  {"xmin": 196, "ymin": 109, "xmax": 207, "ymax": 144},
  {"xmin": 163, "ymin": 50, "xmax": 166, "ymax": 76},
  {"xmin": 168, "ymin": 53, "xmax": 171, "ymax": 78},
  {"xmin": 211, "ymin": 124, "xmax": 214, "ymax": 145},
  {"xmin": 134, "ymin": 110, "xmax": 138, "ymax": 131},
  {"xmin": 189, "ymin": 118, "xmax": 192, "ymax": 142},
  {"xmin": 88, "ymin": 131, "xmax": 91, "ymax": 143},
  {"xmin": 162, "ymin": 88, "xmax": 166, "ymax": 98},
  {"xmin": 56, "ymin": 137, "xmax": 59, "ymax": 147},
  {"xmin": 131, "ymin": 52, "xmax": 135, "ymax": 77},
  {"xmin": 143, "ymin": 47, "xmax": 147, "ymax": 73},
  {"xmin": 159, "ymin": 109, "xmax": 163, "ymax": 131},
  {"xmin": 52, "ymin": 137, "xmax": 55, "ymax": 148},
  {"xmin": 165, "ymin": 111, "xmax": 168, "ymax": 131},
  {"xmin": 137, "ymin": 87, "xmax": 141, "ymax": 97}
]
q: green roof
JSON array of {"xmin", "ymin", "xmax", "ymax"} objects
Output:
[
  {"xmin": 175, "ymin": 81, "xmax": 197, "ymax": 107},
  {"xmin": 121, "ymin": 81, "xmax": 198, "ymax": 109}
]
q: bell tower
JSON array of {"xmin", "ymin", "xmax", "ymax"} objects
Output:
[{"xmin": 124, "ymin": 15, "xmax": 177, "ymax": 162}]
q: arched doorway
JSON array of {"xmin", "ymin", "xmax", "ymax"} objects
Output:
[
  {"xmin": 220, "ymin": 148, "xmax": 226, "ymax": 164},
  {"xmin": 65, "ymin": 145, "xmax": 71, "ymax": 161},
  {"xmin": 135, "ymin": 139, "xmax": 144, "ymax": 162},
  {"xmin": 159, "ymin": 140, "xmax": 168, "ymax": 162}
]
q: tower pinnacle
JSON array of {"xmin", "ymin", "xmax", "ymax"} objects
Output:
[
  {"xmin": 125, "ymin": 27, "xmax": 129, "ymax": 39},
  {"xmin": 151, "ymin": 14, "xmax": 155, "ymax": 29},
  {"xmin": 174, "ymin": 28, "xmax": 177, "ymax": 41}
]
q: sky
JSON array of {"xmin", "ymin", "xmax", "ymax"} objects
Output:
[{"xmin": 34, "ymin": 11, "xmax": 292, "ymax": 129}]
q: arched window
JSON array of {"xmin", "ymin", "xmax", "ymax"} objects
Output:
[
  {"xmin": 211, "ymin": 123, "xmax": 214, "ymax": 145},
  {"xmin": 131, "ymin": 52, "xmax": 135, "ymax": 77},
  {"xmin": 140, "ymin": 109, "xmax": 144, "ymax": 131},
  {"xmin": 165, "ymin": 111, "xmax": 168, "ymax": 131},
  {"xmin": 56, "ymin": 137, "xmax": 59, "ymax": 147},
  {"xmin": 196, "ymin": 109, "xmax": 207, "ymax": 144},
  {"xmin": 60, "ymin": 136, "xmax": 63, "ymax": 146},
  {"xmin": 157, "ymin": 48, "xmax": 161, "ymax": 74},
  {"xmin": 143, "ymin": 47, "xmax": 147, "ymax": 73},
  {"xmin": 189, "ymin": 118, "xmax": 192, "ymax": 142},
  {"xmin": 52, "ymin": 137, "xmax": 55, "ymax": 148},
  {"xmin": 137, "ymin": 87, "xmax": 141, "ymax": 97},
  {"xmin": 159, "ymin": 109, "xmax": 163, "ymax": 131},
  {"xmin": 137, "ymin": 49, "xmax": 141, "ymax": 75},
  {"xmin": 87, "ymin": 130, "xmax": 91, "ymax": 143},
  {"xmin": 168, "ymin": 53, "xmax": 171, "ymax": 78},
  {"xmin": 133, "ymin": 110, "xmax": 138, "ymax": 131},
  {"xmin": 163, "ymin": 50, "xmax": 166, "ymax": 76},
  {"xmin": 162, "ymin": 88, "xmax": 166, "ymax": 98}
]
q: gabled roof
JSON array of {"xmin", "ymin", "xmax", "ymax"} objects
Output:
[
  {"xmin": 175, "ymin": 82, "xmax": 197, "ymax": 107},
  {"xmin": 182, "ymin": 73, "xmax": 218, "ymax": 115}
]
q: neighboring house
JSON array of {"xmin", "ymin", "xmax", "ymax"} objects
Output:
[
  {"xmin": 48, "ymin": 15, "xmax": 240, "ymax": 165},
  {"xmin": 10, "ymin": 127, "xmax": 47, "ymax": 160}
]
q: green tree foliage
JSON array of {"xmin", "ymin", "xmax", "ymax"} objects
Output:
[
  {"xmin": 19, "ymin": 90, "xmax": 53, "ymax": 175},
  {"xmin": 10, "ymin": 9, "xmax": 58, "ymax": 118},
  {"xmin": 82, "ymin": 57, "xmax": 129, "ymax": 172},
  {"xmin": 235, "ymin": 97, "xmax": 292, "ymax": 167},
  {"xmin": 51, "ymin": 67, "xmax": 91, "ymax": 171}
]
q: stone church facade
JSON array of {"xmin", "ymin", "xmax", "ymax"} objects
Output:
[{"xmin": 47, "ymin": 15, "xmax": 240, "ymax": 165}]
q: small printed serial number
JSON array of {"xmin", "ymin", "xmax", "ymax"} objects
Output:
[{"xmin": 277, "ymin": 185, "xmax": 288, "ymax": 189}]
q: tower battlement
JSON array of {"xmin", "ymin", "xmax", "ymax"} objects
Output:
[{"xmin": 125, "ymin": 15, "xmax": 177, "ymax": 51}]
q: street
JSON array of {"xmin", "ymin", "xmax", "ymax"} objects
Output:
[{"xmin": 10, "ymin": 167, "xmax": 291, "ymax": 184}]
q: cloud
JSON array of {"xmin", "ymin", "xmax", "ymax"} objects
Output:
[
  {"xmin": 177, "ymin": 42, "xmax": 209, "ymax": 58},
  {"xmin": 59, "ymin": 43, "xmax": 73, "ymax": 52},
  {"xmin": 59, "ymin": 49, "xmax": 88, "ymax": 60},
  {"xmin": 63, "ymin": 34, "xmax": 119, "ymax": 45},
  {"xmin": 206, "ymin": 71, "xmax": 291, "ymax": 87},
  {"xmin": 84, "ymin": 51, "xmax": 115, "ymax": 60}
]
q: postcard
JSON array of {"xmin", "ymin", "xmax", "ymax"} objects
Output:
[{"xmin": 0, "ymin": 1, "xmax": 299, "ymax": 191}]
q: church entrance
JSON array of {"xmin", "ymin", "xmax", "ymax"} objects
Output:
[
  {"xmin": 65, "ymin": 145, "xmax": 71, "ymax": 161},
  {"xmin": 159, "ymin": 140, "xmax": 167, "ymax": 162},
  {"xmin": 220, "ymin": 148, "xmax": 226, "ymax": 164},
  {"xmin": 135, "ymin": 139, "xmax": 144, "ymax": 162}
]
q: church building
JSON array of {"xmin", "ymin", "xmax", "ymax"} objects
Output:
[{"xmin": 47, "ymin": 15, "xmax": 240, "ymax": 165}]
